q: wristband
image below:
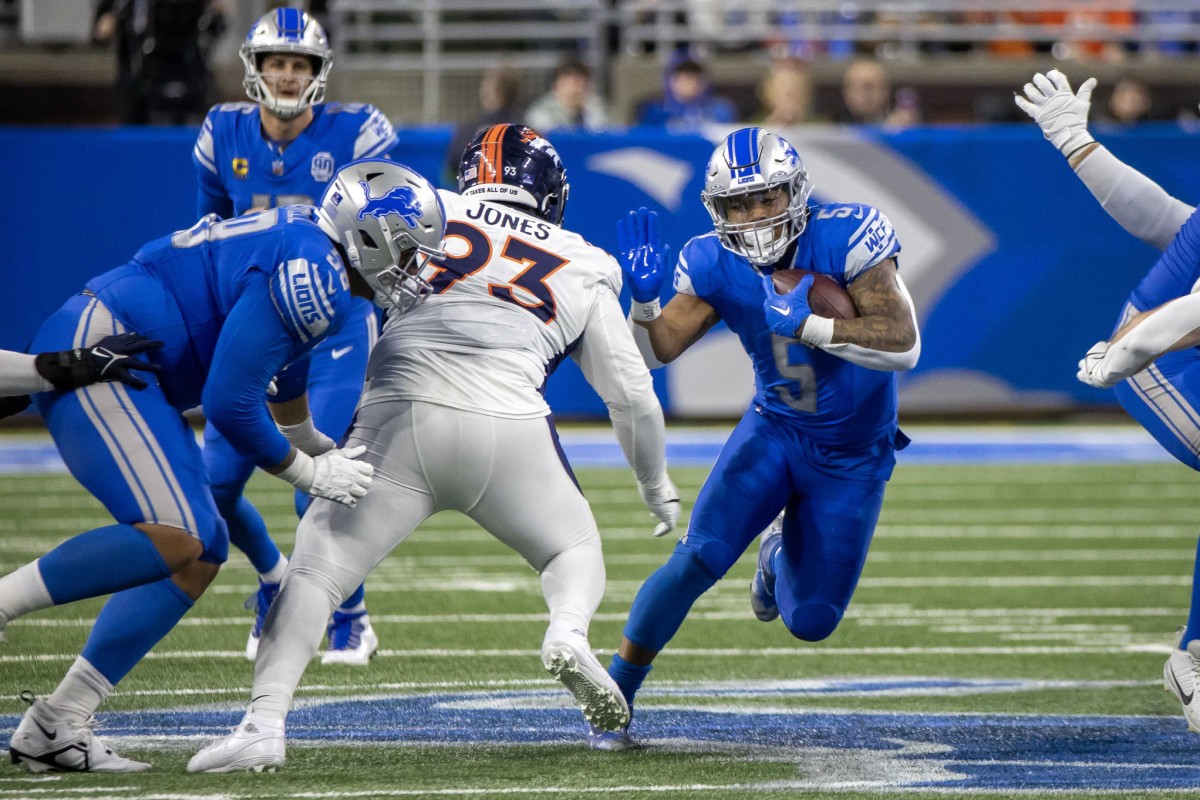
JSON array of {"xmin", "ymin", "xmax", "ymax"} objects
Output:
[
  {"xmin": 278, "ymin": 417, "xmax": 327, "ymax": 455},
  {"xmin": 631, "ymin": 298, "xmax": 661, "ymax": 322},
  {"xmin": 798, "ymin": 314, "xmax": 834, "ymax": 347},
  {"xmin": 276, "ymin": 450, "xmax": 315, "ymax": 492}
]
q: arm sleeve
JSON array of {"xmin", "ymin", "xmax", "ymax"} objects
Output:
[
  {"xmin": 0, "ymin": 351, "xmax": 52, "ymax": 395},
  {"xmin": 193, "ymin": 114, "xmax": 233, "ymax": 219},
  {"xmin": 1074, "ymin": 145, "xmax": 1195, "ymax": 251},
  {"xmin": 202, "ymin": 285, "xmax": 299, "ymax": 469},
  {"xmin": 1098, "ymin": 289, "xmax": 1200, "ymax": 383},
  {"xmin": 821, "ymin": 272, "xmax": 921, "ymax": 371},
  {"xmin": 573, "ymin": 286, "xmax": 667, "ymax": 484}
]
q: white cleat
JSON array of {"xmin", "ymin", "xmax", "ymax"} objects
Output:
[
  {"xmin": 9, "ymin": 693, "xmax": 149, "ymax": 773},
  {"xmin": 0, "ymin": 611, "xmax": 7, "ymax": 644},
  {"xmin": 187, "ymin": 715, "xmax": 285, "ymax": 773},
  {"xmin": 321, "ymin": 612, "xmax": 379, "ymax": 666},
  {"xmin": 1164, "ymin": 636, "xmax": 1200, "ymax": 733},
  {"xmin": 542, "ymin": 636, "xmax": 630, "ymax": 733}
]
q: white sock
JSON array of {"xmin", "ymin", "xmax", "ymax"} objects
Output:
[
  {"xmin": 540, "ymin": 542, "xmax": 604, "ymax": 647},
  {"xmin": 0, "ymin": 560, "xmax": 54, "ymax": 623},
  {"xmin": 259, "ymin": 555, "xmax": 288, "ymax": 585},
  {"xmin": 48, "ymin": 657, "xmax": 112, "ymax": 726},
  {"xmin": 251, "ymin": 569, "xmax": 342, "ymax": 722}
]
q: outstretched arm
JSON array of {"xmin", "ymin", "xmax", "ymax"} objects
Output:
[
  {"xmin": 1078, "ymin": 292, "xmax": 1200, "ymax": 389},
  {"xmin": 1016, "ymin": 69, "xmax": 1193, "ymax": 251}
]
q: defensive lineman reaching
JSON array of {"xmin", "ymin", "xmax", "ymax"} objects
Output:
[
  {"xmin": 0, "ymin": 159, "xmax": 446, "ymax": 772},
  {"xmin": 1018, "ymin": 69, "xmax": 1200, "ymax": 732},
  {"xmin": 189, "ymin": 125, "xmax": 678, "ymax": 772},
  {"xmin": 591, "ymin": 127, "xmax": 920, "ymax": 749},
  {"xmin": 195, "ymin": 7, "xmax": 401, "ymax": 664}
]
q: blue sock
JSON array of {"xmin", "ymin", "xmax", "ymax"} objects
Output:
[
  {"xmin": 339, "ymin": 583, "xmax": 366, "ymax": 613},
  {"xmin": 39, "ymin": 524, "xmax": 172, "ymax": 605},
  {"xmin": 82, "ymin": 578, "xmax": 194, "ymax": 684},
  {"xmin": 1183, "ymin": 533, "xmax": 1200, "ymax": 645},
  {"xmin": 224, "ymin": 496, "xmax": 283, "ymax": 575},
  {"xmin": 608, "ymin": 653, "xmax": 652, "ymax": 710},
  {"xmin": 623, "ymin": 548, "xmax": 717, "ymax": 653}
]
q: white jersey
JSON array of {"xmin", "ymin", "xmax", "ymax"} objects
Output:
[{"xmin": 362, "ymin": 191, "xmax": 655, "ymax": 421}]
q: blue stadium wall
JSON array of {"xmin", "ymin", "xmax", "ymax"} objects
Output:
[{"xmin": 1, "ymin": 123, "xmax": 1194, "ymax": 417}]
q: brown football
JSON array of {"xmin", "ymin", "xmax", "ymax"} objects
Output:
[{"xmin": 770, "ymin": 268, "xmax": 859, "ymax": 320}]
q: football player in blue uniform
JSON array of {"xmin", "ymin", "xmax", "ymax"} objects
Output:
[
  {"xmin": 0, "ymin": 160, "xmax": 447, "ymax": 772},
  {"xmin": 591, "ymin": 127, "xmax": 921, "ymax": 749},
  {"xmin": 193, "ymin": 7, "xmax": 401, "ymax": 664},
  {"xmin": 1018, "ymin": 69, "xmax": 1200, "ymax": 734}
]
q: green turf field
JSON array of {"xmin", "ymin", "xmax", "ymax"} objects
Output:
[{"xmin": 2, "ymin": 444, "xmax": 1200, "ymax": 798}]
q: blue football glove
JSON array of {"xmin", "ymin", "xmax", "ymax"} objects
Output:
[
  {"xmin": 761, "ymin": 273, "xmax": 813, "ymax": 339},
  {"xmin": 616, "ymin": 207, "xmax": 670, "ymax": 304},
  {"xmin": 35, "ymin": 332, "xmax": 163, "ymax": 391}
]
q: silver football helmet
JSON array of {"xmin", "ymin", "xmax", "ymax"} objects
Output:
[
  {"xmin": 240, "ymin": 8, "xmax": 332, "ymax": 120},
  {"xmin": 316, "ymin": 160, "xmax": 448, "ymax": 315},
  {"xmin": 701, "ymin": 127, "xmax": 814, "ymax": 267}
]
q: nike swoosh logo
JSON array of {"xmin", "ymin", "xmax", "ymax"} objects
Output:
[
  {"xmin": 769, "ymin": 303, "xmax": 789, "ymax": 314},
  {"xmin": 1170, "ymin": 666, "xmax": 1194, "ymax": 705},
  {"xmin": 331, "ymin": 346, "xmax": 354, "ymax": 360},
  {"xmin": 32, "ymin": 718, "xmax": 56, "ymax": 740}
]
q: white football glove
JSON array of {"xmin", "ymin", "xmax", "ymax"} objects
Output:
[
  {"xmin": 278, "ymin": 417, "xmax": 336, "ymax": 456},
  {"xmin": 637, "ymin": 473, "xmax": 680, "ymax": 537},
  {"xmin": 1077, "ymin": 340, "xmax": 1120, "ymax": 388},
  {"xmin": 1014, "ymin": 69, "xmax": 1097, "ymax": 157},
  {"xmin": 279, "ymin": 445, "xmax": 374, "ymax": 507}
]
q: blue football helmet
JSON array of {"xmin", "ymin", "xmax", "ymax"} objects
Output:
[
  {"xmin": 701, "ymin": 127, "xmax": 814, "ymax": 266},
  {"xmin": 317, "ymin": 159, "xmax": 448, "ymax": 315},
  {"xmin": 457, "ymin": 124, "xmax": 569, "ymax": 225},
  {"xmin": 241, "ymin": 7, "xmax": 333, "ymax": 121}
]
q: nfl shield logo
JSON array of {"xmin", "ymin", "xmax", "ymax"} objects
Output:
[{"xmin": 311, "ymin": 152, "xmax": 335, "ymax": 183}]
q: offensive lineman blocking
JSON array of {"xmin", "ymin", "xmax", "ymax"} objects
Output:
[{"xmin": 189, "ymin": 125, "xmax": 679, "ymax": 772}]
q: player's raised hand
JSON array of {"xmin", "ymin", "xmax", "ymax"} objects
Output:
[
  {"xmin": 637, "ymin": 472, "xmax": 680, "ymax": 537},
  {"xmin": 1015, "ymin": 69, "xmax": 1097, "ymax": 157},
  {"xmin": 761, "ymin": 273, "xmax": 813, "ymax": 340},
  {"xmin": 306, "ymin": 445, "xmax": 375, "ymax": 507},
  {"xmin": 617, "ymin": 207, "xmax": 670, "ymax": 305},
  {"xmin": 35, "ymin": 332, "xmax": 163, "ymax": 391}
]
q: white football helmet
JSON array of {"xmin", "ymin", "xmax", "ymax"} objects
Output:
[
  {"xmin": 240, "ymin": 8, "xmax": 332, "ymax": 120},
  {"xmin": 317, "ymin": 160, "xmax": 448, "ymax": 315},
  {"xmin": 701, "ymin": 127, "xmax": 814, "ymax": 267}
]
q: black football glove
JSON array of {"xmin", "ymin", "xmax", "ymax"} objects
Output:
[{"xmin": 34, "ymin": 332, "xmax": 163, "ymax": 391}]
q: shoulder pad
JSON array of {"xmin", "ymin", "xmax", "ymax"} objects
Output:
[{"xmin": 268, "ymin": 245, "xmax": 350, "ymax": 344}]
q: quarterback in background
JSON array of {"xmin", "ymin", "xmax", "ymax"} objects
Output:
[
  {"xmin": 593, "ymin": 127, "xmax": 920, "ymax": 749},
  {"xmin": 189, "ymin": 125, "xmax": 678, "ymax": 773},
  {"xmin": 1019, "ymin": 69, "xmax": 1200, "ymax": 733},
  {"xmin": 193, "ymin": 7, "xmax": 401, "ymax": 665}
]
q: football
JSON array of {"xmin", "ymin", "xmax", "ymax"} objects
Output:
[{"xmin": 770, "ymin": 268, "xmax": 859, "ymax": 320}]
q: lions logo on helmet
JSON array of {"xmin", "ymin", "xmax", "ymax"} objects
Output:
[
  {"xmin": 317, "ymin": 160, "xmax": 447, "ymax": 316},
  {"xmin": 457, "ymin": 124, "xmax": 569, "ymax": 225},
  {"xmin": 701, "ymin": 127, "xmax": 814, "ymax": 267},
  {"xmin": 240, "ymin": 8, "xmax": 333, "ymax": 121}
]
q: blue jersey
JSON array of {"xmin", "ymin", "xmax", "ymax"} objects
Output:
[
  {"xmin": 193, "ymin": 101, "xmax": 398, "ymax": 219},
  {"xmin": 675, "ymin": 202, "xmax": 901, "ymax": 449},
  {"xmin": 84, "ymin": 207, "xmax": 353, "ymax": 467},
  {"xmin": 1129, "ymin": 205, "xmax": 1200, "ymax": 314}
]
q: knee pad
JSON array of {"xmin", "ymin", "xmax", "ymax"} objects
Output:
[
  {"xmin": 781, "ymin": 602, "xmax": 843, "ymax": 642},
  {"xmin": 286, "ymin": 555, "xmax": 363, "ymax": 607},
  {"xmin": 677, "ymin": 535, "xmax": 740, "ymax": 581}
]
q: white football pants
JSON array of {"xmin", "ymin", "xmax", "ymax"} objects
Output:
[{"xmin": 250, "ymin": 399, "xmax": 606, "ymax": 718}]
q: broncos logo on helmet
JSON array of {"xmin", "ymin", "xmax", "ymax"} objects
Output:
[
  {"xmin": 457, "ymin": 124, "xmax": 569, "ymax": 225},
  {"xmin": 356, "ymin": 182, "xmax": 422, "ymax": 229}
]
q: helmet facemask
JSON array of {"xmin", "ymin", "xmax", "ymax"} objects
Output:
[
  {"xmin": 703, "ymin": 173, "xmax": 812, "ymax": 267},
  {"xmin": 240, "ymin": 8, "xmax": 332, "ymax": 121},
  {"xmin": 344, "ymin": 219, "xmax": 444, "ymax": 315},
  {"xmin": 701, "ymin": 127, "xmax": 814, "ymax": 267}
]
